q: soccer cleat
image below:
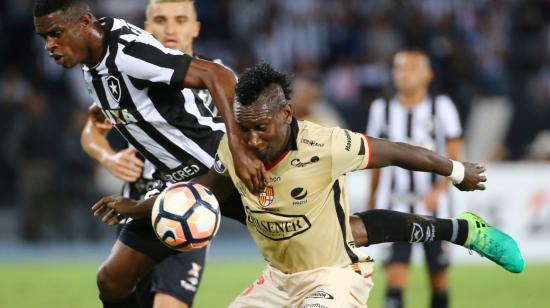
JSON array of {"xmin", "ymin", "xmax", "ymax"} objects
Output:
[{"xmin": 458, "ymin": 212, "xmax": 525, "ymax": 273}]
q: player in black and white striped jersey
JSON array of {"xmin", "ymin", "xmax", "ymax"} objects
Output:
[
  {"xmin": 80, "ymin": 16, "xmax": 226, "ymax": 182},
  {"xmin": 33, "ymin": 1, "xmax": 268, "ymax": 307},
  {"xmin": 80, "ymin": 2, "xmax": 239, "ymax": 307},
  {"xmin": 366, "ymin": 49, "xmax": 463, "ymax": 308}
]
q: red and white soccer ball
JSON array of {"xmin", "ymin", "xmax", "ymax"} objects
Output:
[{"xmin": 151, "ymin": 182, "xmax": 221, "ymax": 252}]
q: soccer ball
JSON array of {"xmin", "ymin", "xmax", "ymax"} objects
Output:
[{"xmin": 151, "ymin": 182, "xmax": 221, "ymax": 251}]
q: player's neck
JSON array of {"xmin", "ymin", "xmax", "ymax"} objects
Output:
[
  {"xmin": 397, "ymin": 89, "xmax": 427, "ymax": 108},
  {"xmin": 182, "ymin": 45, "xmax": 193, "ymax": 56},
  {"xmin": 265, "ymin": 126, "xmax": 291, "ymax": 167},
  {"xmin": 84, "ymin": 21, "xmax": 106, "ymax": 67}
]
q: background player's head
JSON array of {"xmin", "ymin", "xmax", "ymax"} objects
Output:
[
  {"xmin": 291, "ymin": 76, "xmax": 320, "ymax": 119},
  {"xmin": 235, "ymin": 63, "xmax": 293, "ymax": 164},
  {"xmin": 392, "ymin": 48, "xmax": 433, "ymax": 96},
  {"xmin": 145, "ymin": 0, "xmax": 200, "ymax": 54},
  {"xmin": 33, "ymin": 0, "xmax": 98, "ymax": 68}
]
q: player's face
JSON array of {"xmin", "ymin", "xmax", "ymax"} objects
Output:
[
  {"xmin": 236, "ymin": 91, "xmax": 293, "ymax": 164},
  {"xmin": 392, "ymin": 52, "xmax": 433, "ymax": 95},
  {"xmin": 145, "ymin": 2, "xmax": 200, "ymax": 53},
  {"xmin": 34, "ymin": 11, "xmax": 91, "ymax": 68}
]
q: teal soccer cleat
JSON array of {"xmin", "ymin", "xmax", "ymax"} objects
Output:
[{"xmin": 458, "ymin": 212, "xmax": 525, "ymax": 273}]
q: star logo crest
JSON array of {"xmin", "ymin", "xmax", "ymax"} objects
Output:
[{"xmin": 106, "ymin": 75, "xmax": 122, "ymax": 102}]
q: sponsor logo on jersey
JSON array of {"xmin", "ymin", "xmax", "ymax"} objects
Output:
[
  {"xmin": 304, "ymin": 291, "xmax": 334, "ymax": 300},
  {"xmin": 291, "ymin": 187, "xmax": 307, "ymax": 200},
  {"xmin": 344, "ymin": 130, "xmax": 352, "ymax": 151},
  {"xmin": 291, "ymin": 156, "xmax": 320, "ymax": 168},
  {"xmin": 103, "ymin": 108, "xmax": 139, "ymax": 125},
  {"xmin": 258, "ymin": 186, "xmax": 275, "ymax": 208},
  {"xmin": 301, "ymin": 138, "xmax": 324, "ymax": 147},
  {"xmin": 290, "ymin": 187, "xmax": 308, "ymax": 205},
  {"xmin": 106, "ymin": 75, "xmax": 122, "ymax": 102},
  {"xmin": 164, "ymin": 165, "xmax": 201, "ymax": 182},
  {"xmin": 213, "ymin": 153, "xmax": 226, "ymax": 174},
  {"xmin": 245, "ymin": 207, "xmax": 311, "ymax": 240}
]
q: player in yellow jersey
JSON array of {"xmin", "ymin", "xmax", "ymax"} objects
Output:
[{"xmin": 93, "ymin": 63, "xmax": 524, "ymax": 307}]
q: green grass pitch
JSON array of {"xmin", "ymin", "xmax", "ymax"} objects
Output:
[{"xmin": 0, "ymin": 262, "xmax": 548, "ymax": 307}]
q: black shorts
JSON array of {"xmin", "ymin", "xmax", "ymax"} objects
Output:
[
  {"xmin": 134, "ymin": 249, "xmax": 207, "ymax": 307},
  {"xmin": 385, "ymin": 241, "xmax": 450, "ymax": 273}
]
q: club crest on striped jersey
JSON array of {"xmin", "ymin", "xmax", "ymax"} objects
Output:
[
  {"xmin": 258, "ymin": 186, "xmax": 274, "ymax": 208},
  {"xmin": 106, "ymin": 75, "xmax": 122, "ymax": 102},
  {"xmin": 213, "ymin": 153, "xmax": 226, "ymax": 174}
]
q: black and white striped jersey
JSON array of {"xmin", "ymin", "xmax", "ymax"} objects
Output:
[
  {"xmin": 82, "ymin": 17, "xmax": 227, "ymax": 183},
  {"xmin": 366, "ymin": 95, "xmax": 462, "ymax": 217}
]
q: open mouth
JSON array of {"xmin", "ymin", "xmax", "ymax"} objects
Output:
[
  {"xmin": 162, "ymin": 39, "xmax": 178, "ymax": 48},
  {"xmin": 51, "ymin": 54, "xmax": 63, "ymax": 65}
]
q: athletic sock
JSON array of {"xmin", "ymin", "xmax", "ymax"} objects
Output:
[
  {"xmin": 356, "ymin": 209, "xmax": 468, "ymax": 246},
  {"xmin": 385, "ymin": 288, "xmax": 403, "ymax": 308},
  {"xmin": 431, "ymin": 290, "xmax": 449, "ymax": 308},
  {"xmin": 101, "ymin": 293, "xmax": 139, "ymax": 308}
]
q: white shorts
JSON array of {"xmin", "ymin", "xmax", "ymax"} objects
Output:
[{"xmin": 229, "ymin": 261, "xmax": 375, "ymax": 308}]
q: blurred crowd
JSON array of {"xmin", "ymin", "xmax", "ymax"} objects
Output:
[{"xmin": 0, "ymin": 0, "xmax": 549, "ymax": 241}]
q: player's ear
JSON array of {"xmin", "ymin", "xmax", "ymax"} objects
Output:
[
  {"xmin": 193, "ymin": 21, "xmax": 201, "ymax": 38},
  {"xmin": 80, "ymin": 12, "xmax": 93, "ymax": 29},
  {"xmin": 425, "ymin": 66, "xmax": 434, "ymax": 84},
  {"xmin": 283, "ymin": 103, "xmax": 292, "ymax": 124},
  {"xmin": 144, "ymin": 20, "xmax": 150, "ymax": 32}
]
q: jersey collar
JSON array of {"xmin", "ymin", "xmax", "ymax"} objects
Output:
[
  {"xmin": 265, "ymin": 117, "xmax": 299, "ymax": 170},
  {"xmin": 286, "ymin": 117, "xmax": 299, "ymax": 151}
]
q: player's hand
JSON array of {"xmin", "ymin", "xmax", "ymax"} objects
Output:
[
  {"xmin": 229, "ymin": 141, "xmax": 268, "ymax": 194},
  {"xmin": 91, "ymin": 195, "xmax": 146, "ymax": 225},
  {"xmin": 454, "ymin": 162, "xmax": 486, "ymax": 191},
  {"xmin": 89, "ymin": 104, "xmax": 113, "ymax": 130},
  {"xmin": 102, "ymin": 147, "xmax": 144, "ymax": 182}
]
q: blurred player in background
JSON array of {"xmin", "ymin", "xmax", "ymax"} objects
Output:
[
  {"xmin": 95, "ymin": 63, "xmax": 524, "ymax": 308},
  {"xmin": 290, "ymin": 75, "xmax": 345, "ymax": 128},
  {"xmin": 366, "ymin": 49, "xmax": 463, "ymax": 308},
  {"xmin": 32, "ymin": 0, "xmax": 267, "ymax": 307},
  {"xmin": 80, "ymin": 1, "xmax": 225, "ymax": 307}
]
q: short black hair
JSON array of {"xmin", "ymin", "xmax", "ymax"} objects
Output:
[
  {"xmin": 236, "ymin": 63, "xmax": 292, "ymax": 107},
  {"xmin": 33, "ymin": 0, "xmax": 88, "ymax": 17},
  {"xmin": 395, "ymin": 47, "xmax": 431, "ymax": 67}
]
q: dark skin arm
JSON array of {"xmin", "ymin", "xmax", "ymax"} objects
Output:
[
  {"xmin": 352, "ymin": 136, "xmax": 485, "ymax": 246},
  {"xmin": 367, "ymin": 137, "xmax": 486, "ymax": 191},
  {"xmin": 183, "ymin": 59, "xmax": 268, "ymax": 193},
  {"xmin": 91, "ymin": 168, "xmax": 236, "ymax": 224},
  {"xmin": 367, "ymin": 137, "xmax": 466, "ymax": 211}
]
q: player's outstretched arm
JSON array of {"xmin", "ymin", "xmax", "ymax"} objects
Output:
[
  {"xmin": 367, "ymin": 136, "xmax": 486, "ymax": 191},
  {"xmin": 91, "ymin": 168, "xmax": 235, "ymax": 225},
  {"xmin": 80, "ymin": 105, "xmax": 144, "ymax": 182},
  {"xmin": 182, "ymin": 58, "xmax": 268, "ymax": 194}
]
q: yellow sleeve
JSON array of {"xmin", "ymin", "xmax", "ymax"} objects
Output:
[
  {"xmin": 213, "ymin": 134, "xmax": 232, "ymax": 177},
  {"xmin": 330, "ymin": 127, "xmax": 371, "ymax": 179}
]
